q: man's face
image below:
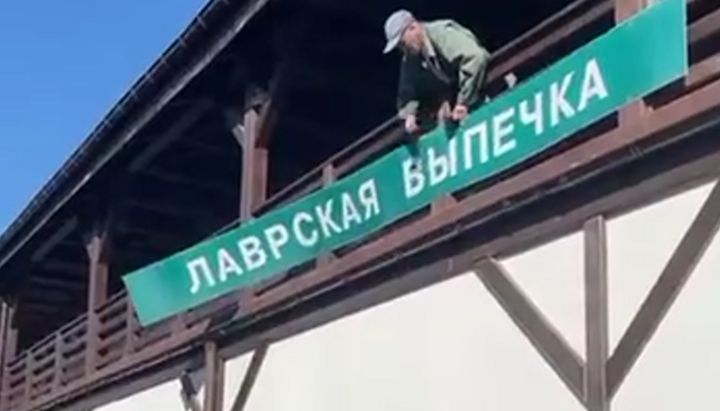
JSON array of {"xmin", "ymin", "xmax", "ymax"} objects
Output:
[{"xmin": 400, "ymin": 21, "xmax": 424, "ymax": 53}]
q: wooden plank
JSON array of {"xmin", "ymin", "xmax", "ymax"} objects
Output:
[{"xmin": 583, "ymin": 217, "xmax": 609, "ymax": 411}]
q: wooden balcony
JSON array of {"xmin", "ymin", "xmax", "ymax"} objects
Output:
[{"xmin": 2, "ymin": 0, "xmax": 720, "ymax": 410}]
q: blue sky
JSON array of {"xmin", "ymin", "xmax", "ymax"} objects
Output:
[{"xmin": 0, "ymin": 0, "xmax": 210, "ymax": 231}]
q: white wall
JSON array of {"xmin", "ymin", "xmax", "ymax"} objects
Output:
[{"xmin": 97, "ymin": 180, "xmax": 720, "ymax": 411}]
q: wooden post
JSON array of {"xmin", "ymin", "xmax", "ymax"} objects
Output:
[
  {"xmin": 239, "ymin": 91, "xmax": 270, "ymax": 220},
  {"xmin": 317, "ymin": 165, "xmax": 337, "ymax": 266},
  {"xmin": 3, "ymin": 302, "xmax": 17, "ymax": 363},
  {"xmin": 584, "ymin": 217, "xmax": 609, "ymax": 411},
  {"xmin": 0, "ymin": 301, "xmax": 10, "ymax": 410},
  {"xmin": 0, "ymin": 301, "xmax": 18, "ymax": 409},
  {"xmin": 615, "ymin": 0, "xmax": 651, "ymax": 126},
  {"xmin": 84, "ymin": 213, "xmax": 112, "ymax": 376},
  {"xmin": 227, "ymin": 86, "xmax": 271, "ymax": 221},
  {"xmin": 203, "ymin": 341, "xmax": 224, "ymax": 411}
]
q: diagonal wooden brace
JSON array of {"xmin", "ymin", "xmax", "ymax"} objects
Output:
[
  {"xmin": 606, "ymin": 179, "xmax": 720, "ymax": 398},
  {"xmin": 474, "ymin": 258, "xmax": 586, "ymax": 404},
  {"xmin": 229, "ymin": 345, "xmax": 269, "ymax": 411}
]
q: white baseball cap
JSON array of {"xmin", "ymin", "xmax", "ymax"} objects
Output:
[{"xmin": 383, "ymin": 9, "xmax": 415, "ymax": 54}]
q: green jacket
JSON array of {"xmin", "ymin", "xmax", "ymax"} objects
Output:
[{"xmin": 397, "ymin": 20, "xmax": 490, "ymax": 119}]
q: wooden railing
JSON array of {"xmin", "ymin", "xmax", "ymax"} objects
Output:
[
  {"xmin": 2, "ymin": 0, "xmax": 719, "ymax": 410},
  {"xmin": 0, "ymin": 290, "xmax": 178, "ymax": 411}
]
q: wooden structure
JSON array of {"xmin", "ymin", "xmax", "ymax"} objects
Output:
[{"xmin": 0, "ymin": 0, "xmax": 718, "ymax": 410}]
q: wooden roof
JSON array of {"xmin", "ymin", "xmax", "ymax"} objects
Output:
[{"xmin": 0, "ymin": 0, "xmax": 616, "ymax": 348}]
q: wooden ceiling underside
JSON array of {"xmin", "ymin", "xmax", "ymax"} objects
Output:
[{"xmin": 8, "ymin": 0, "xmax": 588, "ymax": 346}]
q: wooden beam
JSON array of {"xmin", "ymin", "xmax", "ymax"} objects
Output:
[
  {"xmin": 1, "ymin": 301, "xmax": 18, "ymax": 411},
  {"xmin": 235, "ymin": 92, "xmax": 270, "ymax": 220},
  {"xmin": 129, "ymin": 100, "xmax": 213, "ymax": 172},
  {"xmin": 203, "ymin": 341, "xmax": 223, "ymax": 411},
  {"xmin": 254, "ymin": 92, "xmax": 279, "ymax": 149},
  {"xmin": 606, "ymin": 179, "xmax": 720, "ymax": 398},
  {"xmin": 250, "ymin": 14, "xmax": 313, "ymax": 150},
  {"xmin": 583, "ymin": 216, "xmax": 609, "ymax": 411},
  {"xmin": 85, "ymin": 225, "xmax": 110, "ymax": 310},
  {"xmin": 4, "ymin": 303, "xmax": 17, "ymax": 362},
  {"xmin": 124, "ymin": 197, "xmax": 212, "ymax": 220},
  {"xmin": 179, "ymin": 137, "xmax": 238, "ymax": 159},
  {"xmin": 30, "ymin": 218, "xmax": 78, "ymax": 263},
  {"xmin": 0, "ymin": 301, "xmax": 10, "ymax": 409},
  {"xmin": 138, "ymin": 167, "xmax": 236, "ymax": 197},
  {"xmin": 289, "ymin": 63, "xmax": 390, "ymax": 107},
  {"xmin": 474, "ymin": 259, "xmax": 586, "ymax": 404},
  {"xmin": 228, "ymin": 345, "xmax": 268, "ymax": 411},
  {"xmin": 28, "ymin": 276, "xmax": 85, "ymax": 291},
  {"xmin": 24, "ymin": 289, "xmax": 79, "ymax": 305},
  {"xmin": 37, "ymin": 260, "xmax": 86, "ymax": 277},
  {"xmin": 615, "ymin": 0, "xmax": 650, "ymax": 125},
  {"xmin": 317, "ymin": 166, "xmax": 337, "ymax": 267},
  {"xmin": 84, "ymin": 212, "xmax": 112, "ymax": 376}
]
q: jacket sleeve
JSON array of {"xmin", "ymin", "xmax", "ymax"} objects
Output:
[
  {"xmin": 396, "ymin": 56, "xmax": 420, "ymax": 118},
  {"xmin": 434, "ymin": 23, "xmax": 489, "ymax": 106}
]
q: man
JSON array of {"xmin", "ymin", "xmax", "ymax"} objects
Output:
[{"xmin": 383, "ymin": 9, "xmax": 490, "ymax": 134}]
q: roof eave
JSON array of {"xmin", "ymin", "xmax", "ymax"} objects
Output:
[{"xmin": 0, "ymin": 0, "xmax": 272, "ymax": 275}]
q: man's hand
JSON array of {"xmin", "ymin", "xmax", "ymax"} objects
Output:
[
  {"xmin": 452, "ymin": 104, "xmax": 468, "ymax": 121},
  {"xmin": 404, "ymin": 114, "xmax": 419, "ymax": 133},
  {"xmin": 437, "ymin": 101, "xmax": 451, "ymax": 122}
]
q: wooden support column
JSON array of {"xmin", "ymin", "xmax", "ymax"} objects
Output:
[
  {"xmin": 227, "ymin": 86, "xmax": 270, "ymax": 221},
  {"xmin": 0, "ymin": 301, "xmax": 12, "ymax": 364},
  {"xmin": 615, "ymin": 0, "xmax": 651, "ymax": 126},
  {"xmin": 475, "ymin": 177, "xmax": 720, "ymax": 410},
  {"xmin": 583, "ymin": 217, "xmax": 609, "ymax": 411},
  {"xmin": 4, "ymin": 303, "xmax": 17, "ymax": 363},
  {"xmin": 23, "ymin": 352, "xmax": 32, "ymax": 405},
  {"xmin": 0, "ymin": 301, "xmax": 10, "ymax": 410},
  {"xmin": 84, "ymin": 213, "xmax": 112, "ymax": 376},
  {"xmin": 0, "ymin": 300, "xmax": 17, "ymax": 411},
  {"xmin": 317, "ymin": 165, "xmax": 337, "ymax": 266},
  {"xmin": 231, "ymin": 20, "xmax": 297, "ymax": 220},
  {"xmin": 241, "ymin": 96, "xmax": 269, "ymax": 220},
  {"xmin": 203, "ymin": 341, "xmax": 224, "ymax": 411}
]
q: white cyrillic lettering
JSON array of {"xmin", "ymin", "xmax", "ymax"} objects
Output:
[
  {"xmin": 446, "ymin": 137, "xmax": 459, "ymax": 177},
  {"xmin": 492, "ymin": 107, "xmax": 517, "ymax": 157},
  {"xmin": 464, "ymin": 121, "xmax": 490, "ymax": 166},
  {"xmin": 357, "ymin": 179, "xmax": 380, "ymax": 218},
  {"xmin": 217, "ymin": 248, "xmax": 242, "ymax": 282},
  {"xmin": 402, "ymin": 159, "xmax": 425, "ymax": 198},
  {"xmin": 293, "ymin": 212, "xmax": 318, "ymax": 247},
  {"xmin": 316, "ymin": 200, "xmax": 341, "ymax": 237},
  {"xmin": 520, "ymin": 92, "xmax": 545, "ymax": 135},
  {"xmin": 577, "ymin": 58, "xmax": 608, "ymax": 111},
  {"xmin": 187, "ymin": 257, "xmax": 214, "ymax": 294},
  {"xmin": 428, "ymin": 147, "xmax": 450, "ymax": 186},
  {"xmin": 550, "ymin": 71, "xmax": 576, "ymax": 126},
  {"xmin": 264, "ymin": 224, "xmax": 290, "ymax": 260},
  {"xmin": 237, "ymin": 236, "xmax": 266, "ymax": 271},
  {"xmin": 340, "ymin": 193, "xmax": 362, "ymax": 230},
  {"xmin": 462, "ymin": 126, "xmax": 475, "ymax": 170}
]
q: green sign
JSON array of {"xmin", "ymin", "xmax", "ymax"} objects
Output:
[{"xmin": 124, "ymin": 0, "xmax": 687, "ymax": 326}]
